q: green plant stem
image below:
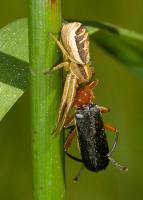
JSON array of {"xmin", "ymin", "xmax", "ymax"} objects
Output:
[{"xmin": 29, "ymin": 0, "xmax": 65, "ymax": 200}]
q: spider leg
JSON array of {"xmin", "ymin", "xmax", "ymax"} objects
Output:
[
  {"xmin": 83, "ymin": 64, "xmax": 93, "ymax": 81},
  {"xmin": 70, "ymin": 62, "xmax": 89, "ymax": 83},
  {"xmin": 58, "ymin": 75, "xmax": 77, "ymax": 133},
  {"xmin": 44, "ymin": 61, "xmax": 69, "ymax": 75},
  {"xmin": 53, "ymin": 73, "xmax": 73, "ymax": 134},
  {"xmin": 87, "ymin": 80, "xmax": 99, "ymax": 89},
  {"xmin": 50, "ymin": 33, "xmax": 69, "ymax": 59}
]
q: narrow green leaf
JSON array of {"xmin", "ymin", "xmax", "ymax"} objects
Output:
[
  {"xmin": 0, "ymin": 18, "xmax": 29, "ymax": 120},
  {"xmin": 82, "ymin": 20, "xmax": 143, "ymax": 74}
]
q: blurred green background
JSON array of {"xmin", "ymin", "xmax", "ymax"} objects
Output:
[{"xmin": 0, "ymin": 0, "xmax": 143, "ymax": 200}]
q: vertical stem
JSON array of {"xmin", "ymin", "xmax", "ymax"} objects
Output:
[{"xmin": 29, "ymin": 0, "xmax": 65, "ymax": 200}]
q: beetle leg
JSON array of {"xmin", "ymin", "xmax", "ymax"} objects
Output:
[
  {"xmin": 107, "ymin": 156, "xmax": 128, "ymax": 171},
  {"xmin": 76, "ymin": 138, "xmax": 81, "ymax": 154},
  {"xmin": 65, "ymin": 152, "xmax": 83, "ymax": 163},
  {"xmin": 108, "ymin": 129, "xmax": 119, "ymax": 156},
  {"xmin": 98, "ymin": 106, "xmax": 110, "ymax": 113},
  {"xmin": 64, "ymin": 128, "xmax": 82, "ymax": 163},
  {"xmin": 64, "ymin": 114, "xmax": 74, "ymax": 129},
  {"xmin": 64, "ymin": 127, "xmax": 84, "ymax": 181},
  {"xmin": 73, "ymin": 166, "xmax": 85, "ymax": 182},
  {"xmin": 44, "ymin": 61, "xmax": 69, "ymax": 75},
  {"xmin": 64, "ymin": 127, "xmax": 76, "ymax": 151},
  {"xmin": 104, "ymin": 123, "xmax": 118, "ymax": 155},
  {"xmin": 104, "ymin": 123, "xmax": 128, "ymax": 171},
  {"xmin": 104, "ymin": 123, "xmax": 117, "ymax": 133},
  {"xmin": 64, "ymin": 118, "xmax": 81, "ymax": 154},
  {"xmin": 66, "ymin": 151, "xmax": 84, "ymax": 182}
]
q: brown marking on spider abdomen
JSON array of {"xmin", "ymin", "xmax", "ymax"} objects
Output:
[{"xmin": 75, "ymin": 25, "xmax": 89, "ymax": 64}]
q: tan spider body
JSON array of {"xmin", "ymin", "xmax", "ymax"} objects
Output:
[{"xmin": 47, "ymin": 22, "xmax": 93, "ymax": 133}]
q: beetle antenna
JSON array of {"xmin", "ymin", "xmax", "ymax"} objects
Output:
[
  {"xmin": 73, "ymin": 166, "xmax": 85, "ymax": 182},
  {"xmin": 107, "ymin": 155, "xmax": 128, "ymax": 171},
  {"xmin": 108, "ymin": 130, "xmax": 119, "ymax": 156}
]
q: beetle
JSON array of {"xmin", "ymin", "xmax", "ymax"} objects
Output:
[
  {"xmin": 45, "ymin": 22, "xmax": 93, "ymax": 133},
  {"xmin": 64, "ymin": 80, "xmax": 128, "ymax": 181}
]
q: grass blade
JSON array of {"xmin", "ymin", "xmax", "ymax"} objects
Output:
[
  {"xmin": 81, "ymin": 20, "xmax": 143, "ymax": 75},
  {"xmin": 0, "ymin": 19, "xmax": 29, "ymax": 120}
]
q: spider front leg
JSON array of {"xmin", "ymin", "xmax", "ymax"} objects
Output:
[
  {"xmin": 54, "ymin": 73, "xmax": 73, "ymax": 132},
  {"xmin": 53, "ymin": 73, "xmax": 77, "ymax": 134},
  {"xmin": 58, "ymin": 74, "xmax": 77, "ymax": 133},
  {"xmin": 44, "ymin": 61, "xmax": 69, "ymax": 75},
  {"xmin": 44, "ymin": 33, "xmax": 70, "ymax": 75},
  {"xmin": 50, "ymin": 33, "xmax": 70, "ymax": 60}
]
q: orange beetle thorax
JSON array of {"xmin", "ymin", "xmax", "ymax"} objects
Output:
[{"xmin": 74, "ymin": 87, "xmax": 95, "ymax": 108}]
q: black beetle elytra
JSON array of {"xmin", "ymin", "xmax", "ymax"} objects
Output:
[{"xmin": 64, "ymin": 81, "xmax": 128, "ymax": 181}]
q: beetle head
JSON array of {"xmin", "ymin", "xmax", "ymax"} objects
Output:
[{"xmin": 74, "ymin": 80, "xmax": 99, "ymax": 108}]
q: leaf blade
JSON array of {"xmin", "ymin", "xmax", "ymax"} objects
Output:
[
  {"xmin": 0, "ymin": 18, "xmax": 29, "ymax": 121},
  {"xmin": 82, "ymin": 20, "xmax": 143, "ymax": 74}
]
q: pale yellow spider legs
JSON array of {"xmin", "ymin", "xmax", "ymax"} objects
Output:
[
  {"xmin": 56, "ymin": 73, "xmax": 77, "ymax": 133},
  {"xmin": 45, "ymin": 34, "xmax": 92, "ymax": 134}
]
